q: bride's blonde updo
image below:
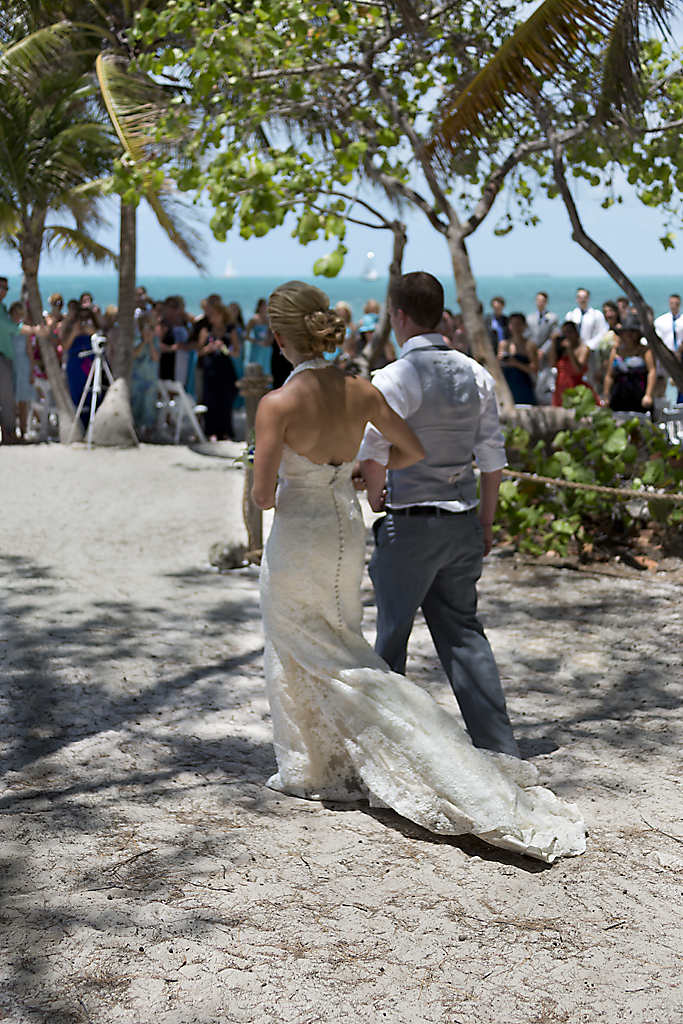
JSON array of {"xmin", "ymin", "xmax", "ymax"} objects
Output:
[{"xmin": 267, "ymin": 281, "xmax": 346, "ymax": 356}]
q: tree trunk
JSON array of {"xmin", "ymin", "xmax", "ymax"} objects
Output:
[
  {"xmin": 114, "ymin": 199, "xmax": 137, "ymax": 382},
  {"xmin": 21, "ymin": 245, "xmax": 83, "ymax": 444},
  {"xmin": 91, "ymin": 199, "xmax": 137, "ymax": 447},
  {"xmin": 369, "ymin": 221, "xmax": 406, "ymax": 371},
  {"xmin": 445, "ymin": 227, "xmax": 515, "ymax": 414},
  {"xmin": 550, "ymin": 132, "xmax": 683, "ymax": 393}
]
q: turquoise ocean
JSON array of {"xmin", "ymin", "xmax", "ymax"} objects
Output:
[{"xmin": 3, "ymin": 273, "xmax": 682, "ymax": 321}]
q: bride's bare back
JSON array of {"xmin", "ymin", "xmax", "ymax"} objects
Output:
[{"xmin": 252, "ymin": 364, "xmax": 424, "ymax": 510}]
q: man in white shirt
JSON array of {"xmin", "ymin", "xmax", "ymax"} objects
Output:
[
  {"xmin": 654, "ymin": 294, "xmax": 683, "ymax": 354},
  {"xmin": 565, "ymin": 288, "xmax": 607, "ymax": 346},
  {"xmin": 358, "ymin": 272, "xmax": 518, "ymax": 757}
]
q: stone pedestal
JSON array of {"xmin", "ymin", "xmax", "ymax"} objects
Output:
[{"xmin": 237, "ymin": 363, "xmax": 272, "ymax": 563}]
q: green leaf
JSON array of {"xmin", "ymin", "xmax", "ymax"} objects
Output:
[
  {"xmin": 603, "ymin": 427, "xmax": 628, "ymax": 456},
  {"xmin": 313, "ymin": 244, "xmax": 347, "ymax": 277}
]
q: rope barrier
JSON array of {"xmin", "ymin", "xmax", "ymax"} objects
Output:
[{"xmin": 502, "ymin": 468, "xmax": 683, "ymax": 504}]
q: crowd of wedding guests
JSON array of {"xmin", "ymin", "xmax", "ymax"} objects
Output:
[
  {"xmin": 486, "ymin": 288, "xmax": 683, "ymax": 413},
  {"xmin": 1, "ymin": 276, "xmax": 682, "ymax": 444},
  {"xmin": 0, "ymin": 281, "xmax": 403, "ymax": 443}
]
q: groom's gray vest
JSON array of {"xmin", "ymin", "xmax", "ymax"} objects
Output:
[{"xmin": 386, "ymin": 343, "xmax": 480, "ymax": 508}]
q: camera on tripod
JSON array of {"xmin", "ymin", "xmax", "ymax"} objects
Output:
[{"xmin": 78, "ymin": 331, "xmax": 107, "ymax": 357}]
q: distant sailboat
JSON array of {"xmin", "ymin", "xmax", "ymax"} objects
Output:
[
  {"xmin": 223, "ymin": 258, "xmax": 238, "ymax": 279},
  {"xmin": 361, "ymin": 251, "xmax": 379, "ymax": 282}
]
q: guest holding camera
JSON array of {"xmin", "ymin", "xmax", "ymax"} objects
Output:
[
  {"xmin": 549, "ymin": 321, "xmax": 597, "ymax": 407},
  {"xmin": 62, "ymin": 308, "xmax": 97, "ymax": 424},
  {"xmin": 197, "ymin": 300, "xmax": 240, "ymax": 440}
]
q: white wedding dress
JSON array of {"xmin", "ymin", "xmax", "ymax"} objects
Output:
[{"xmin": 260, "ymin": 361, "xmax": 585, "ymax": 863}]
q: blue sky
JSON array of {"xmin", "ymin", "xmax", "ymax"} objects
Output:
[
  {"xmin": 16, "ymin": 175, "xmax": 680, "ymax": 283},
  {"xmin": 3, "ymin": 7, "xmax": 682, "ymax": 285}
]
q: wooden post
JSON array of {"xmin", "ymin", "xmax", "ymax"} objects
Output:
[{"xmin": 237, "ymin": 362, "xmax": 272, "ymax": 563}]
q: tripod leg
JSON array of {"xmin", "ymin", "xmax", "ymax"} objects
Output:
[
  {"xmin": 68, "ymin": 360, "xmax": 98, "ymax": 443},
  {"xmin": 86, "ymin": 358, "xmax": 103, "ymax": 449}
]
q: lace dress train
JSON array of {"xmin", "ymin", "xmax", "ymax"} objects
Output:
[{"xmin": 260, "ymin": 436, "xmax": 585, "ymax": 864}]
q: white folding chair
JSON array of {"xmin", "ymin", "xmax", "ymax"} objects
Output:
[
  {"xmin": 157, "ymin": 379, "xmax": 207, "ymax": 444},
  {"xmin": 659, "ymin": 405, "xmax": 683, "ymax": 445},
  {"xmin": 26, "ymin": 378, "xmax": 58, "ymax": 441}
]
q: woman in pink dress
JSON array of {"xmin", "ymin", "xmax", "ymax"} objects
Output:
[{"xmin": 549, "ymin": 320, "xmax": 597, "ymax": 407}]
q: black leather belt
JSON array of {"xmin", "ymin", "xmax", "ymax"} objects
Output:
[{"xmin": 386, "ymin": 505, "xmax": 474, "ymax": 517}]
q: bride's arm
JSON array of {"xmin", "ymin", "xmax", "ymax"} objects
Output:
[
  {"xmin": 252, "ymin": 392, "xmax": 287, "ymax": 510},
  {"xmin": 366, "ymin": 386, "xmax": 425, "ymax": 469}
]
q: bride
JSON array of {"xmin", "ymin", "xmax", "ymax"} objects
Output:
[{"xmin": 252, "ymin": 281, "xmax": 585, "ymax": 863}]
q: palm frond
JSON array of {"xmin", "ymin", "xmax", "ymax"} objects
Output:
[
  {"xmin": 0, "ymin": 23, "xmax": 97, "ymax": 81},
  {"xmin": 43, "ymin": 224, "xmax": 117, "ymax": 265},
  {"xmin": 96, "ymin": 52, "xmax": 179, "ymax": 164},
  {"xmin": 0, "ymin": 200, "xmax": 20, "ymax": 239},
  {"xmin": 598, "ymin": 0, "xmax": 677, "ymax": 119},
  {"xmin": 145, "ymin": 186, "xmax": 207, "ymax": 272},
  {"xmin": 427, "ymin": 0, "xmax": 617, "ymax": 156}
]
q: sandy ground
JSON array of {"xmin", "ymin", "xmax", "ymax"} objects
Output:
[{"xmin": 1, "ymin": 443, "xmax": 683, "ymax": 1024}]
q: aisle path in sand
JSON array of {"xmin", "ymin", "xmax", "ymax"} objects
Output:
[{"xmin": 1, "ymin": 445, "xmax": 682, "ymax": 1024}]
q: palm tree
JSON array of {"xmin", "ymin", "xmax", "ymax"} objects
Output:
[
  {"xmin": 426, "ymin": 0, "xmax": 683, "ymax": 391},
  {"xmin": 3, "ymin": 1, "xmax": 205, "ymax": 391},
  {"xmin": 0, "ymin": 60, "xmax": 117, "ymax": 441},
  {"xmin": 95, "ymin": 50, "xmax": 205, "ymax": 381}
]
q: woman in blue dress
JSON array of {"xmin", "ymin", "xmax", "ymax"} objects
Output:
[{"xmin": 62, "ymin": 308, "xmax": 97, "ymax": 426}]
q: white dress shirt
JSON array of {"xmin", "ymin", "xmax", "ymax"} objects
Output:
[
  {"xmin": 358, "ymin": 334, "xmax": 507, "ymax": 511},
  {"xmin": 654, "ymin": 311, "xmax": 683, "ymax": 353},
  {"xmin": 565, "ymin": 306, "xmax": 608, "ymax": 345}
]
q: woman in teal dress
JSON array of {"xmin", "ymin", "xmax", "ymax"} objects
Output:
[
  {"xmin": 244, "ymin": 298, "xmax": 272, "ymax": 376},
  {"xmin": 130, "ymin": 313, "xmax": 160, "ymax": 436},
  {"xmin": 228, "ymin": 302, "xmax": 246, "ymax": 407}
]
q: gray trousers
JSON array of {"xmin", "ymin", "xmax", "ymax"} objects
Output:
[
  {"xmin": 0, "ymin": 354, "xmax": 15, "ymax": 441},
  {"xmin": 369, "ymin": 510, "xmax": 519, "ymax": 757}
]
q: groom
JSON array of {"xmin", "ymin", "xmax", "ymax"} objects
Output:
[{"xmin": 358, "ymin": 272, "xmax": 519, "ymax": 757}]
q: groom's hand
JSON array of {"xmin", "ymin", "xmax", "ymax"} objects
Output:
[
  {"xmin": 359, "ymin": 459, "xmax": 388, "ymax": 512},
  {"xmin": 480, "ymin": 520, "xmax": 494, "ymax": 556},
  {"xmin": 351, "ymin": 461, "xmax": 366, "ymax": 491}
]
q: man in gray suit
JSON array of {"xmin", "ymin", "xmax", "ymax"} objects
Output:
[
  {"xmin": 526, "ymin": 291, "xmax": 559, "ymax": 356},
  {"xmin": 358, "ymin": 272, "xmax": 518, "ymax": 757}
]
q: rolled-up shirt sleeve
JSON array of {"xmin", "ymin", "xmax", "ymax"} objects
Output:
[
  {"xmin": 472, "ymin": 364, "xmax": 507, "ymax": 473},
  {"xmin": 358, "ymin": 360, "xmax": 422, "ymax": 465}
]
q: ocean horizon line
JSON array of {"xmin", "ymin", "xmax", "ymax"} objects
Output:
[{"xmin": 4, "ymin": 271, "xmax": 680, "ymax": 320}]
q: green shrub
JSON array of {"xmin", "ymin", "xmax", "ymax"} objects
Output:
[{"xmin": 497, "ymin": 387, "xmax": 683, "ymax": 557}]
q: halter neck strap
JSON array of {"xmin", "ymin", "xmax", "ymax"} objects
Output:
[{"xmin": 287, "ymin": 357, "xmax": 331, "ymax": 379}]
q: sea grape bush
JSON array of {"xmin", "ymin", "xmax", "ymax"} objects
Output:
[{"xmin": 497, "ymin": 387, "xmax": 683, "ymax": 557}]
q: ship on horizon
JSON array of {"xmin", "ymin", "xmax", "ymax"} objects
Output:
[{"xmin": 361, "ymin": 251, "xmax": 379, "ymax": 282}]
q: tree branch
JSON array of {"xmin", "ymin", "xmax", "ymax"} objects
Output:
[
  {"xmin": 361, "ymin": 151, "xmax": 448, "ymax": 233},
  {"xmin": 462, "ymin": 122, "xmax": 589, "ymax": 238}
]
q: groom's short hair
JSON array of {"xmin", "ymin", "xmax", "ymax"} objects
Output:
[{"xmin": 390, "ymin": 272, "xmax": 444, "ymax": 330}]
